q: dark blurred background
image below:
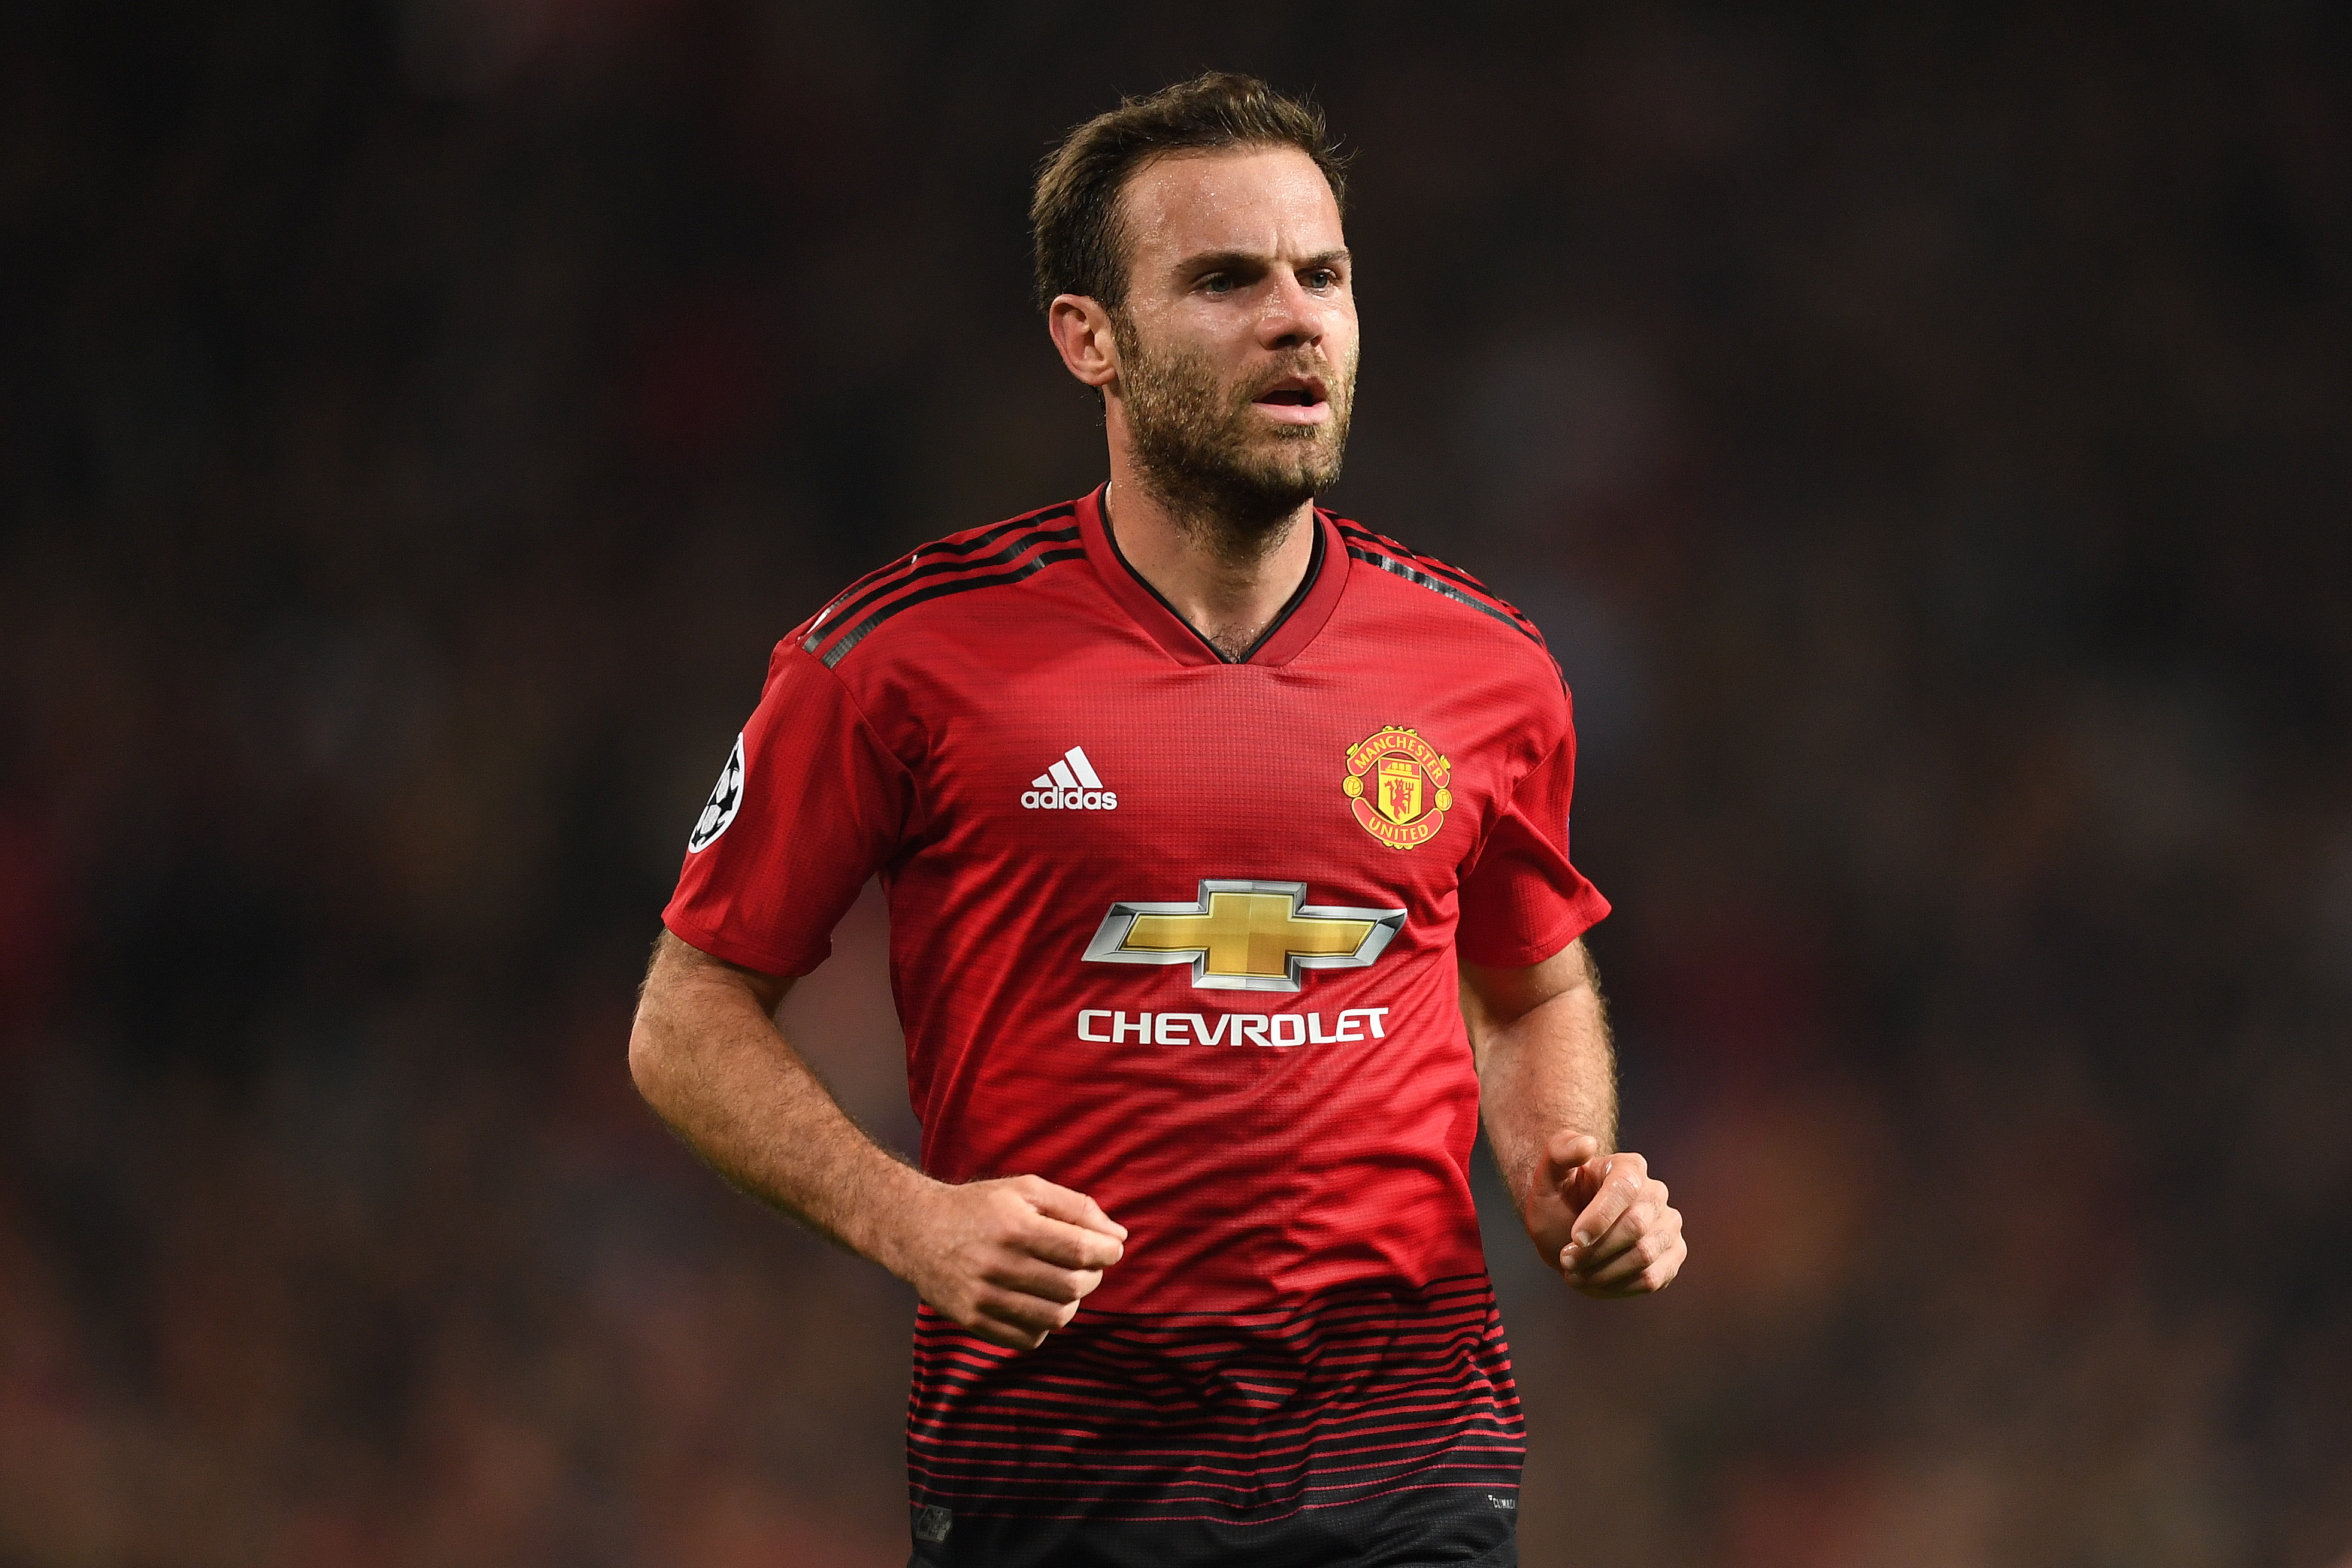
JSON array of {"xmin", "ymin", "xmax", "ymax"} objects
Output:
[{"xmin": 4, "ymin": 2, "xmax": 2349, "ymax": 1563}]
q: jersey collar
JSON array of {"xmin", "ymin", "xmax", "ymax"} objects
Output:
[{"xmin": 1078, "ymin": 483, "xmax": 1347, "ymax": 668}]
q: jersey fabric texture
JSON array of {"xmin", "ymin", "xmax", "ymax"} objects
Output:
[{"xmin": 663, "ymin": 485, "xmax": 1609, "ymax": 1568}]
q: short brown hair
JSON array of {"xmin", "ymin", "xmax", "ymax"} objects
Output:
[{"xmin": 1031, "ymin": 72, "xmax": 1349, "ymax": 314}]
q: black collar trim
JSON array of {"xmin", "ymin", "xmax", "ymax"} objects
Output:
[{"xmin": 1100, "ymin": 491, "xmax": 1327, "ymax": 666}]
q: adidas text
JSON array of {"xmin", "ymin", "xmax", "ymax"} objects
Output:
[
  {"xmin": 1024, "ymin": 745, "xmax": 1118, "ymax": 811},
  {"xmin": 1024, "ymin": 788, "xmax": 1117, "ymax": 810}
]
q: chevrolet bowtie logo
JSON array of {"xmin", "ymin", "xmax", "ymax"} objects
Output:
[{"xmin": 1083, "ymin": 880, "xmax": 1407, "ymax": 992}]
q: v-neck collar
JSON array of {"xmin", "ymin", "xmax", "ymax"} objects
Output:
[{"xmin": 1079, "ymin": 483, "xmax": 1346, "ymax": 668}]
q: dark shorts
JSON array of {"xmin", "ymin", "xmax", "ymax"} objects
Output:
[{"xmin": 907, "ymin": 1484, "xmax": 1519, "ymax": 1568}]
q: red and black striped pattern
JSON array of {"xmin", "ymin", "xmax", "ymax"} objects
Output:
[
  {"xmin": 800, "ymin": 501, "xmax": 1086, "ymax": 670},
  {"xmin": 1323, "ymin": 511, "xmax": 1554, "ymax": 656},
  {"xmin": 906, "ymin": 1273, "xmax": 1524, "ymax": 1546}
]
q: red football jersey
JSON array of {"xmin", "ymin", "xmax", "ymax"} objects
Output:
[{"xmin": 664, "ymin": 485, "xmax": 1608, "ymax": 1566}]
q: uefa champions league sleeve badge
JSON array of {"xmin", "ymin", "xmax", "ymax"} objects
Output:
[{"xmin": 687, "ymin": 732, "xmax": 746, "ymax": 852}]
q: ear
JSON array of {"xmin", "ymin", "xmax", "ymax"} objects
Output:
[{"xmin": 1047, "ymin": 295, "xmax": 1119, "ymax": 391}]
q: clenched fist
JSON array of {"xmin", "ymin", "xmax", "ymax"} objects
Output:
[
  {"xmin": 890, "ymin": 1174, "xmax": 1127, "ymax": 1349},
  {"xmin": 1521, "ymin": 1132, "xmax": 1684, "ymax": 1298}
]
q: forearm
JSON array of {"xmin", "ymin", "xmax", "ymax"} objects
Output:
[
  {"xmin": 1462, "ymin": 941, "xmax": 1681, "ymax": 1295},
  {"xmin": 628, "ymin": 948, "xmax": 929, "ymax": 1276},
  {"xmin": 1469, "ymin": 953, "xmax": 1617, "ymax": 1204},
  {"xmin": 629, "ymin": 933, "xmax": 1128, "ymax": 1348}
]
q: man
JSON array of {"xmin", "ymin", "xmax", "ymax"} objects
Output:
[{"xmin": 631, "ymin": 73, "xmax": 1685, "ymax": 1567}]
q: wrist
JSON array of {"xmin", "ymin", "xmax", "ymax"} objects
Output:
[{"xmin": 846, "ymin": 1159, "xmax": 942, "ymax": 1283}]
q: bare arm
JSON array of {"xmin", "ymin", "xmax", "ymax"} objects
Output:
[
  {"xmin": 628, "ymin": 930, "xmax": 1125, "ymax": 1346},
  {"xmin": 1461, "ymin": 939, "xmax": 1684, "ymax": 1297},
  {"xmin": 1461, "ymin": 938, "xmax": 1618, "ymax": 1200}
]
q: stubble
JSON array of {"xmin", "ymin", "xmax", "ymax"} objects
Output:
[{"xmin": 1113, "ymin": 315, "xmax": 1356, "ymax": 567}]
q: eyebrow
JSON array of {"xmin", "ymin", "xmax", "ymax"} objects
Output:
[{"xmin": 1179, "ymin": 247, "xmax": 1352, "ymax": 276}]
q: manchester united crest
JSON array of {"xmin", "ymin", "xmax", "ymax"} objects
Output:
[{"xmin": 1342, "ymin": 726, "xmax": 1452, "ymax": 850}]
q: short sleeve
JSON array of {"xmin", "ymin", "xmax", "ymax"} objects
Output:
[
  {"xmin": 1456, "ymin": 721, "xmax": 1611, "ymax": 970},
  {"xmin": 661, "ymin": 640, "xmax": 913, "ymax": 976}
]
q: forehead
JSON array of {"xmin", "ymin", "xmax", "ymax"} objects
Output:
[{"xmin": 1116, "ymin": 145, "xmax": 1344, "ymax": 273}]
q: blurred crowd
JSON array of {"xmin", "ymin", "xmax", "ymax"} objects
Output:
[{"xmin": 2, "ymin": 3, "xmax": 2348, "ymax": 1564}]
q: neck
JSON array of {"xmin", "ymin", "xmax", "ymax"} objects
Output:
[{"xmin": 1102, "ymin": 457, "xmax": 1318, "ymax": 662}]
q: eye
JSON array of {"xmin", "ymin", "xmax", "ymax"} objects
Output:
[
  {"xmin": 1304, "ymin": 268, "xmax": 1339, "ymax": 290},
  {"xmin": 1198, "ymin": 273, "xmax": 1233, "ymax": 296}
]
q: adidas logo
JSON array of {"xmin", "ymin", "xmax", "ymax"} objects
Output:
[{"xmin": 1022, "ymin": 746, "xmax": 1118, "ymax": 811}]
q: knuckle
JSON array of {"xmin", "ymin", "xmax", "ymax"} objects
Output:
[{"xmin": 997, "ymin": 1303, "xmax": 1049, "ymax": 1334}]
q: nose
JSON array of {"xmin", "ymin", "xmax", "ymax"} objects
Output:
[{"xmin": 1254, "ymin": 268, "xmax": 1329, "ymax": 352}]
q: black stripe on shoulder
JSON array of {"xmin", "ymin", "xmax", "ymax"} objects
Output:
[
  {"xmin": 804, "ymin": 522, "xmax": 1079, "ymax": 656},
  {"xmin": 915, "ymin": 500, "xmax": 1077, "ymax": 562},
  {"xmin": 1345, "ymin": 540, "xmax": 1566, "ymax": 689},
  {"xmin": 800, "ymin": 503, "xmax": 1079, "ymax": 648},
  {"xmin": 816, "ymin": 547, "xmax": 1086, "ymax": 668},
  {"xmin": 1333, "ymin": 520, "xmax": 1543, "ymax": 638},
  {"xmin": 1331, "ymin": 518, "xmax": 1494, "ymax": 592},
  {"xmin": 804, "ymin": 515, "xmax": 1079, "ymax": 659},
  {"xmin": 1346, "ymin": 546, "xmax": 1545, "ymax": 644}
]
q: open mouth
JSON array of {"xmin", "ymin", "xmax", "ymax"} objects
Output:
[{"xmin": 1252, "ymin": 373, "xmax": 1330, "ymax": 420}]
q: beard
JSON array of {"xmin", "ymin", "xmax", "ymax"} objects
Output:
[{"xmin": 1113, "ymin": 314, "xmax": 1356, "ymax": 556}]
